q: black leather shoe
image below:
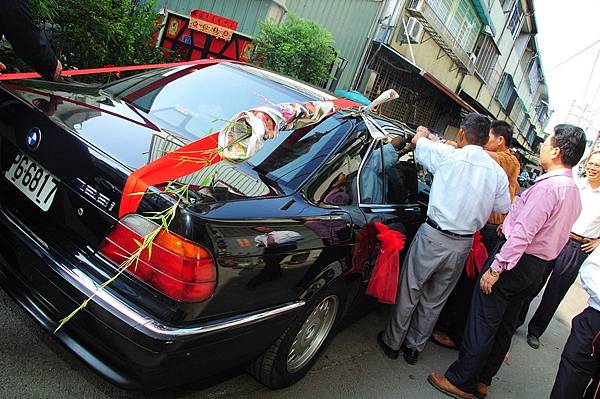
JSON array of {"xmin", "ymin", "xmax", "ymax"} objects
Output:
[
  {"xmin": 527, "ymin": 334, "xmax": 540, "ymax": 349},
  {"xmin": 401, "ymin": 344, "xmax": 419, "ymax": 365},
  {"xmin": 377, "ymin": 332, "xmax": 399, "ymax": 359}
]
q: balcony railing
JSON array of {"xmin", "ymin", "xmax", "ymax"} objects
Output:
[{"xmin": 407, "ymin": 0, "xmax": 476, "ymax": 74}]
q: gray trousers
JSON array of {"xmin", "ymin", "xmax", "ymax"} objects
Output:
[{"xmin": 383, "ymin": 223, "xmax": 473, "ymax": 352}]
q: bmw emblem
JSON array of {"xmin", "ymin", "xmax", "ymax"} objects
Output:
[{"xmin": 26, "ymin": 127, "xmax": 42, "ymax": 150}]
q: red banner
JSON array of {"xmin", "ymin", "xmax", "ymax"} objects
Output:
[{"xmin": 189, "ymin": 10, "xmax": 238, "ymax": 42}]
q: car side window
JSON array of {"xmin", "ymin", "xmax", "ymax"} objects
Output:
[
  {"xmin": 306, "ymin": 135, "xmax": 366, "ymax": 206},
  {"xmin": 360, "ymin": 141, "xmax": 385, "ymax": 204},
  {"xmin": 358, "ymin": 130, "xmax": 421, "ymax": 206},
  {"xmin": 387, "ymin": 132, "xmax": 421, "ymax": 205}
]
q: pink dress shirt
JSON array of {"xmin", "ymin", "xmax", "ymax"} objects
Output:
[{"xmin": 491, "ymin": 168, "xmax": 582, "ymax": 273}]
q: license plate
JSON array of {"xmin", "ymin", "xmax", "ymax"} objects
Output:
[{"xmin": 5, "ymin": 153, "xmax": 59, "ymax": 211}]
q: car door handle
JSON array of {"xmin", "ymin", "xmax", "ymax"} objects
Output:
[
  {"xmin": 369, "ymin": 208, "xmax": 395, "ymax": 213},
  {"xmin": 403, "ymin": 206, "xmax": 421, "ymax": 212}
]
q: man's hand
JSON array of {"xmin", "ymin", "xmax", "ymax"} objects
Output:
[
  {"xmin": 480, "ymin": 269, "xmax": 500, "ymax": 294},
  {"xmin": 582, "ymin": 238, "xmax": 600, "ymax": 254},
  {"xmin": 411, "ymin": 126, "xmax": 431, "ymax": 145},
  {"xmin": 52, "ymin": 59, "xmax": 63, "ymax": 81},
  {"xmin": 496, "ymin": 224, "xmax": 503, "ymax": 236}
]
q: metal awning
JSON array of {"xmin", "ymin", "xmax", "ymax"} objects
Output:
[
  {"xmin": 378, "ymin": 43, "xmax": 476, "ymax": 113},
  {"xmin": 419, "ymin": 71, "xmax": 476, "ymax": 112},
  {"xmin": 471, "ymin": 0, "xmax": 496, "ymax": 35}
]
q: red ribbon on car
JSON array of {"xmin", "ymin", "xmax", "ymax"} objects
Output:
[
  {"xmin": 0, "ymin": 59, "xmax": 360, "ymax": 217},
  {"xmin": 0, "ymin": 59, "xmax": 229, "ymax": 81},
  {"xmin": 118, "ymin": 97, "xmax": 359, "ymax": 217},
  {"xmin": 366, "ymin": 222, "xmax": 406, "ymax": 304},
  {"xmin": 465, "ymin": 231, "xmax": 488, "ymax": 278}
]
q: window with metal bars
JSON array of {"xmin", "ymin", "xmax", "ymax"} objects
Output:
[
  {"xmin": 526, "ymin": 124, "xmax": 537, "ymax": 146},
  {"xmin": 536, "ymin": 100, "xmax": 549, "ymax": 125},
  {"xmin": 496, "ymin": 73, "xmax": 515, "ymax": 110},
  {"xmin": 428, "ymin": 0, "xmax": 482, "ymax": 52},
  {"xmin": 365, "ymin": 46, "xmax": 462, "ymax": 132},
  {"xmin": 511, "ymin": 100, "xmax": 529, "ymax": 134},
  {"xmin": 527, "ymin": 58, "xmax": 540, "ymax": 94},
  {"xmin": 507, "ymin": 0, "xmax": 524, "ymax": 39},
  {"xmin": 474, "ymin": 33, "xmax": 500, "ymax": 82}
]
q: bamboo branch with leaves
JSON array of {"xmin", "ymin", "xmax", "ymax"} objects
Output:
[
  {"xmin": 54, "ymin": 100, "xmax": 337, "ymax": 333},
  {"xmin": 54, "ymin": 121, "xmax": 253, "ymax": 333},
  {"xmin": 54, "ymin": 183, "xmax": 189, "ymax": 332}
]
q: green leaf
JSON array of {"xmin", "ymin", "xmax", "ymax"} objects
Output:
[{"xmin": 251, "ymin": 13, "xmax": 336, "ymax": 86}]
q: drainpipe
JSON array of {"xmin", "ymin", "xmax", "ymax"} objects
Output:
[
  {"xmin": 401, "ymin": 16, "xmax": 416, "ymax": 64},
  {"xmin": 269, "ymin": 0, "xmax": 288, "ymax": 23},
  {"xmin": 350, "ymin": 0, "xmax": 404, "ymax": 89}
]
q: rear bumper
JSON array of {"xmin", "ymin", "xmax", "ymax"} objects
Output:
[{"xmin": 0, "ymin": 205, "xmax": 304, "ymax": 390}]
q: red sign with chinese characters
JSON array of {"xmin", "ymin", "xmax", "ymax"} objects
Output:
[
  {"xmin": 159, "ymin": 10, "xmax": 253, "ymax": 63},
  {"xmin": 189, "ymin": 10, "xmax": 238, "ymax": 42}
]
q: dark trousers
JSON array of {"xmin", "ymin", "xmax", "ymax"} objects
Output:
[
  {"xmin": 435, "ymin": 223, "xmax": 502, "ymax": 346},
  {"xmin": 445, "ymin": 247, "xmax": 551, "ymax": 393},
  {"xmin": 518, "ymin": 239, "xmax": 588, "ymax": 337},
  {"xmin": 550, "ymin": 307, "xmax": 600, "ymax": 399}
]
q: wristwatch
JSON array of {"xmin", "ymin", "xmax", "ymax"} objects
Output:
[{"xmin": 489, "ymin": 269, "xmax": 500, "ymax": 277}]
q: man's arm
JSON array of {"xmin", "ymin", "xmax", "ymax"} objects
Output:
[
  {"xmin": 492, "ymin": 170, "xmax": 511, "ymax": 214},
  {"xmin": 413, "ymin": 126, "xmax": 454, "ymax": 174},
  {"xmin": 490, "ymin": 187, "xmax": 554, "ymax": 273},
  {"xmin": 1, "ymin": 0, "xmax": 61, "ymax": 80}
]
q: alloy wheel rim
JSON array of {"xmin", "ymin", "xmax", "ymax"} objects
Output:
[{"xmin": 286, "ymin": 295, "xmax": 339, "ymax": 373}]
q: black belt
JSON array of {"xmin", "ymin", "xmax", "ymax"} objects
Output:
[
  {"xmin": 569, "ymin": 232, "xmax": 597, "ymax": 244},
  {"xmin": 425, "ymin": 217, "xmax": 474, "ymax": 238}
]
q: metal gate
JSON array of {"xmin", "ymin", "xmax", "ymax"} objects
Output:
[{"xmin": 363, "ymin": 43, "xmax": 462, "ymax": 133}]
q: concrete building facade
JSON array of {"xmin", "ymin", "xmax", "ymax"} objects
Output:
[{"xmin": 356, "ymin": 0, "xmax": 550, "ymax": 165}]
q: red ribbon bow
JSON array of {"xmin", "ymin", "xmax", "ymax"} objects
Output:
[
  {"xmin": 118, "ymin": 98, "xmax": 359, "ymax": 217},
  {"xmin": 366, "ymin": 222, "xmax": 406, "ymax": 304},
  {"xmin": 465, "ymin": 230, "xmax": 488, "ymax": 278}
]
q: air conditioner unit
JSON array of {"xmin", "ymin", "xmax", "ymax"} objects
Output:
[
  {"xmin": 358, "ymin": 69, "xmax": 378, "ymax": 96},
  {"xmin": 403, "ymin": 17, "xmax": 424, "ymax": 44},
  {"xmin": 469, "ymin": 52, "xmax": 477, "ymax": 64}
]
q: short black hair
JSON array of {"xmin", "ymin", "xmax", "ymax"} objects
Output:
[
  {"xmin": 551, "ymin": 124, "xmax": 587, "ymax": 167},
  {"xmin": 490, "ymin": 120, "xmax": 513, "ymax": 147},
  {"xmin": 461, "ymin": 113, "xmax": 490, "ymax": 146}
]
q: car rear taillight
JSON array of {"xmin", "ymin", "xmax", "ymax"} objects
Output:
[{"xmin": 100, "ymin": 214, "xmax": 216, "ymax": 302}]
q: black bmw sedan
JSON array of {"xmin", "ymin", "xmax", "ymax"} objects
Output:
[{"xmin": 0, "ymin": 61, "xmax": 427, "ymax": 391}]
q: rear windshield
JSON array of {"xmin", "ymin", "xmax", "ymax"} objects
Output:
[
  {"xmin": 104, "ymin": 63, "xmax": 332, "ymax": 140},
  {"xmin": 181, "ymin": 116, "xmax": 353, "ymax": 202},
  {"xmin": 248, "ymin": 116, "xmax": 353, "ymax": 189}
]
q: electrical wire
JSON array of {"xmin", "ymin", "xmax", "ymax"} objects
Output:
[
  {"xmin": 583, "ymin": 47, "xmax": 600, "ymax": 104},
  {"xmin": 591, "ymin": 82, "xmax": 600, "ymax": 107},
  {"xmin": 546, "ymin": 38, "xmax": 600, "ymax": 73}
]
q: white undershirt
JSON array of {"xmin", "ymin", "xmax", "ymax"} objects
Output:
[
  {"xmin": 580, "ymin": 246, "xmax": 600, "ymax": 311},
  {"xmin": 570, "ymin": 178, "xmax": 600, "ymax": 238}
]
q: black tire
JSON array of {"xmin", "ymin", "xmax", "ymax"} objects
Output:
[{"xmin": 247, "ymin": 282, "xmax": 347, "ymax": 389}]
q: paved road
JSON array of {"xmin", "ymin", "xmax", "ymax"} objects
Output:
[{"xmin": 0, "ymin": 278, "xmax": 589, "ymax": 399}]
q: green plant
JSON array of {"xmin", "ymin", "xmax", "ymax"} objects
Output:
[
  {"xmin": 18, "ymin": 0, "xmax": 166, "ymax": 82},
  {"xmin": 252, "ymin": 14, "xmax": 336, "ymax": 87},
  {"xmin": 28, "ymin": 0, "xmax": 59, "ymax": 22}
]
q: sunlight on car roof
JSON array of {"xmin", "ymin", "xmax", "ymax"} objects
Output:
[{"xmin": 228, "ymin": 63, "xmax": 336, "ymax": 101}]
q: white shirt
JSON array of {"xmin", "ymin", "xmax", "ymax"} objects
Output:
[
  {"xmin": 570, "ymin": 178, "xmax": 600, "ymax": 237},
  {"xmin": 415, "ymin": 139, "xmax": 510, "ymax": 234},
  {"xmin": 580, "ymin": 246, "xmax": 600, "ymax": 311}
]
